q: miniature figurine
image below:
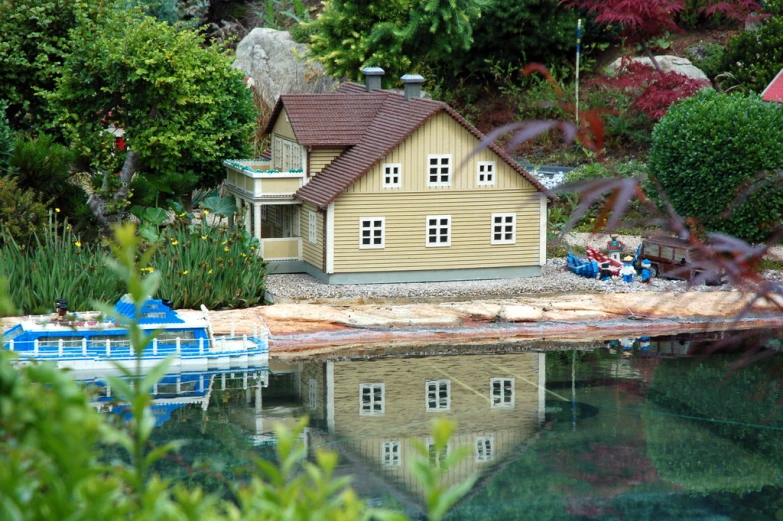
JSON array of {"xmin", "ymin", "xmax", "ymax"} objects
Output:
[
  {"xmin": 620, "ymin": 255, "xmax": 635, "ymax": 283},
  {"xmin": 55, "ymin": 298, "xmax": 68, "ymax": 318},
  {"xmin": 599, "ymin": 261, "xmax": 613, "ymax": 281},
  {"xmin": 639, "ymin": 336, "xmax": 651, "ymax": 351},
  {"xmin": 606, "ymin": 234, "xmax": 625, "ymax": 262},
  {"xmin": 640, "ymin": 259, "xmax": 653, "ymax": 284}
]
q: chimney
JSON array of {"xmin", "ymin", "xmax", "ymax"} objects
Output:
[
  {"xmin": 361, "ymin": 67, "xmax": 385, "ymax": 91},
  {"xmin": 400, "ymin": 74, "xmax": 425, "ymax": 100}
]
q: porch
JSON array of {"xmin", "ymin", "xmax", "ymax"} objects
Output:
[{"xmin": 223, "ymin": 159, "xmax": 306, "ymax": 272}]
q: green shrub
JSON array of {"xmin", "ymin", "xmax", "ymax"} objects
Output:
[
  {"xmin": 719, "ymin": 16, "xmax": 783, "ymax": 93},
  {"xmin": 647, "ymin": 89, "xmax": 783, "ymax": 243},
  {"xmin": 0, "ymin": 176, "xmax": 48, "ymax": 245},
  {"xmin": 685, "ymin": 42, "xmax": 725, "ymax": 80},
  {"xmin": 0, "ymin": 101, "xmax": 12, "ymax": 172}
]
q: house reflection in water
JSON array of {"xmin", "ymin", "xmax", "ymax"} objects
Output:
[{"xmin": 298, "ymin": 352, "xmax": 547, "ymax": 507}]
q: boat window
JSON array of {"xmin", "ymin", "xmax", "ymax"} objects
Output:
[
  {"xmin": 142, "ymin": 312, "xmax": 167, "ymax": 319},
  {"xmin": 156, "ymin": 330, "xmax": 197, "ymax": 342},
  {"xmin": 157, "ymin": 381, "xmax": 197, "ymax": 395},
  {"xmin": 660, "ymin": 246, "xmax": 674, "ymax": 260},
  {"xmin": 38, "ymin": 336, "xmax": 86, "ymax": 347},
  {"xmin": 644, "ymin": 243, "xmax": 660, "ymax": 257},
  {"xmin": 90, "ymin": 335, "xmax": 131, "ymax": 347}
]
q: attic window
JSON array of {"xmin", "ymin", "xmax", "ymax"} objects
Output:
[
  {"xmin": 382, "ymin": 163, "xmax": 401, "ymax": 188},
  {"xmin": 427, "ymin": 154, "xmax": 451, "ymax": 186},
  {"xmin": 477, "ymin": 161, "xmax": 495, "ymax": 186}
]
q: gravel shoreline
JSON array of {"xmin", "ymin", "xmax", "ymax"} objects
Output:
[{"xmin": 265, "ymin": 233, "xmax": 783, "ymax": 303}]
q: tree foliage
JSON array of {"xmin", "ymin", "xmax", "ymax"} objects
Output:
[
  {"xmin": 647, "ymin": 89, "xmax": 783, "ymax": 242},
  {"xmin": 46, "ymin": 10, "xmax": 256, "ymax": 223},
  {"xmin": 0, "ymin": 0, "xmax": 113, "ymax": 130},
  {"xmin": 0, "ymin": 176, "xmax": 48, "ymax": 245},
  {"xmin": 303, "ymin": 0, "xmax": 488, "ymax": 82}
]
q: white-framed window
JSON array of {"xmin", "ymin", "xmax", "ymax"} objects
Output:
[
  {"xmin": 292, "ymin": 209, "xmax": 300, "ymax": 236},
  {"xmin": 308, "ymin": 378, "xmax": 317, "ymax": 409},
  {"xmin": 359, "ymin": 383, "xmax": 385, "ymax": 416},
  {"xmin": 425, "ymin": 215, "xmax": 451, "ymax": 247},
  {"xmin": 490, "ymin": 378, "xmax": 514, "ymax": 409},
  {"xmin": 273, "ymin": 136, "xmax": 283, "ymax": 169},
  {"xmin": 477, "ymin": 161, "xmax": 496, "ymax": 185},
  {"xmin": 427, "ymin": 154, "xmax": 451, "ymax": 186},
  {"xmin": 382, "ymin": 163, "xmax": 401, "ymax": 188},
  {"xmin": 382, "ymin": 441, "xmax": 401, "ymax": 467},
  {"xmin": 308, "ymin": 211, "xmax": 317, "ymax": 244},
  {"xmin": 426, "ymin": 438, "xmax": 449, "ymax": 468},
  {"xmin": 475, "ymin": 436, "xmax": 494, "ymax": 463},
  {"xmin": 426, "ymin": 380, "xmax": 451, "ymax": 411},
  {"xmin": 359, "ymin": 217, "xmax": 385, "ymax": 249},
  {"xmin": 491, "ymin": 213, "xmax": 516, "ymax": 245}
]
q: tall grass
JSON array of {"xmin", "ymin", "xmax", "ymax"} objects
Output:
[{"xmin": 0, "ymin": 215, "xmax": 266, "ymax": 314}]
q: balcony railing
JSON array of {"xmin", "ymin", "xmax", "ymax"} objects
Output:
[
  {"xmin": 224, "ymin": 159, "xmax": 306, "ymax": 199},
  {"xmin": 260, "ymin": 237, "xmax": 302, "ymax": 261}
]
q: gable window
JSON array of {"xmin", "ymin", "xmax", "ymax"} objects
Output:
[
  {"xmin": 475, "ymin": 436, "xmax": 494, "ymax": 463},
  {"xmin": 308, "ymin": 211, "xmax": 317, "ymax": 244},
  {"xmin": 382, "ymin": 163, "xmax": 401, "ymax": 188},
  {"xmin": 490, "ymin": 378, "xmax": 514, "ymax": 409},
  {"xmin": 427, "ymin": 154, "xmax": 451, "ymax": 186},
  {"xmin": 477, "ymin": 161, "xmax": 495, "ymax": 186},
  {"xmin": 359, "ymin": 217, "xmax": 385, "ymax": 249},
  {"xmin": 427, "ymin": 438, "xmax": 449, "ymax": 468},
  {"xmin": 426, "ymin": 215, "xmax": 451, "ymax": 247},
  {"xmin": 491, "ymin": 213, "xmax": 516, "ymax": 245},
  {"xmin": 426, "ymin": 380, "xmax": 451, "ymax": 411},
  {"xmin": 359, "ymin": 383, "xmax": 385, "ymax": 416},
  {"xmin": 308, "ymin": 378, "xmax": 317, "ymax": 409},
  {"xmin": 382, "ymin": 441, "xmax": 401, "ymax": 467}
]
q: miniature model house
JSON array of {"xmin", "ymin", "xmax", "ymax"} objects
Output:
[{"xmin": 224, "ymin": 68, "xmax": 548, "ymax": 284}]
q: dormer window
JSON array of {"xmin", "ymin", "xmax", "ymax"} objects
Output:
[
  {"xmin": 382, "ymin": 163, "xmax": 401, "ymax": 188},
  {"xmin": 427, "ymin": 154, "xmax": 451, "ymax": 186}
]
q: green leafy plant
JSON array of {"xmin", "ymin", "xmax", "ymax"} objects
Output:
[
  {"xmin": 647, "ymin": 89, "xmax": 783, "ymax": 243},
  {"xmin": 685, "ymin": 42, "xmax": 726, "ymax": 80},
  {"xmin": 0, "ymin": 176, "xmax": 48, "ymax": 245},
  {"xmin": 719, "ymin": 15, "xmax": 783, "ymax": 93}
]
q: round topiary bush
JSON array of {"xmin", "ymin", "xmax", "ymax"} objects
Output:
[{"xmin": 647, "ymin": 89, "xmax": 783, "ymax": 243}]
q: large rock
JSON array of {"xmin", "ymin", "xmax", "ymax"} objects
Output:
[
  {"xmin": 607, "ymin": 55, "xmax": 709, "ymax": 81},
  {"xmin": 233, "ymin": 28, "xmax": 336, "ymax": 110}
]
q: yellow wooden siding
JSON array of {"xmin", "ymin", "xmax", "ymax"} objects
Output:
[
  {"xmin": 327, "ymin": 354, "xmax": 541, "ymax": 499},
  {"xmin": 345, "ymin": 112, "xmax": 536, "ymax": 193},
  {"xmin": 271, "ymin": 109, "xmax": 296, "ymax": 141},
  {"xmin": 333, "ymin": 190, "xmax": 542, "ymax": 272},
  {"xmin": 261, "ymin": 238, "xmax": 300, "ymax": 259},
  {"xmin": 302, "ymin": 202, "xmax": 325, "ymax": 270},
  {"xmin": 309, "ymin": 147, "xmax": 345, "ymax": 175},
  {"xmin": 261, "ymin": 177, "xmax": 300, "ymax": 194}
]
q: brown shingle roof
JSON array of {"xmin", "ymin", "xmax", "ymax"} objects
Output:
[{"xmin": 265, "ymin": 82, "xmax": 546, "ymax": 209}]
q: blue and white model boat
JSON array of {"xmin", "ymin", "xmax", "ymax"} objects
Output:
[{"xmin": 2, "ymin": 295, "xmax": 269, "ymax": 371}]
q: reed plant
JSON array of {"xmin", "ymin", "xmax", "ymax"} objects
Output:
[{"xmin": 0, "ymin": 213, "xmax": 266, "ymax": 314}]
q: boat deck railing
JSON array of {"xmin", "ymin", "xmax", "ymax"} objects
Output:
[{"xmin": 4, "ymin": 335, "xmax": 267, "ymax": 361}]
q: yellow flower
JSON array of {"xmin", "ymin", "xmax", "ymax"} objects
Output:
[
  {"xmin": 241, "ymin": 253, "xmax": 247, "ymax": 257},
  {"xmin": 141, "ymin": 267, "xmax": 155, "ymax": 273},
  {"xmin": 74, "ymin": 241, "xmax": 82, "ymax": 248},
  {"xmin": 55, "ymin": 208, "xmax": 61, "ymax": 213},
  {"xmin": 182, "ymin": 270, "xmax": 189, "ymax": 275},
  {"xmin": 224, "ymin": 246, "xmax": 230, "ymax": 252},
  {"xmin": 221, "ymin": 240, "xmax": 227, "ymax": 245},
  {"xmin": 203, "ymin": 210, "xmax": 210, "ymax": 215},
  {"xmin": 208, "ymin": 269, "xmax": 213, "ymax": 274},
  {"xmin": 201, "ymin": 235, "xmax": 207, "ymax": 240},
  {"xmin": 170, "ymin": 239, "xmax": 179, "ymax": 245}
]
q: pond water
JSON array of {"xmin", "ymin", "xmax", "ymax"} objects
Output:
[{"xmin": 90, "ymin": 331, "xmax": 783, "ymax": 520}]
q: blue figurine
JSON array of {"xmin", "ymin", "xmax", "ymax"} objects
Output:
[
  {"xmin": 620, "ymin": 255, "xmax": 635, "ymax": 283},
  {"xmin": 640, "ymin": 259, "xmax": 653, "ymax": 284}
]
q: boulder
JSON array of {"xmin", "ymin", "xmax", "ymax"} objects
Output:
[
  {"xmin": 607, "ymin": 55, "xmax": 709, "ymax": 81},
  {"xmin": 233, "ymin": 28, "xmax": 337, "ymax": 110}
]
